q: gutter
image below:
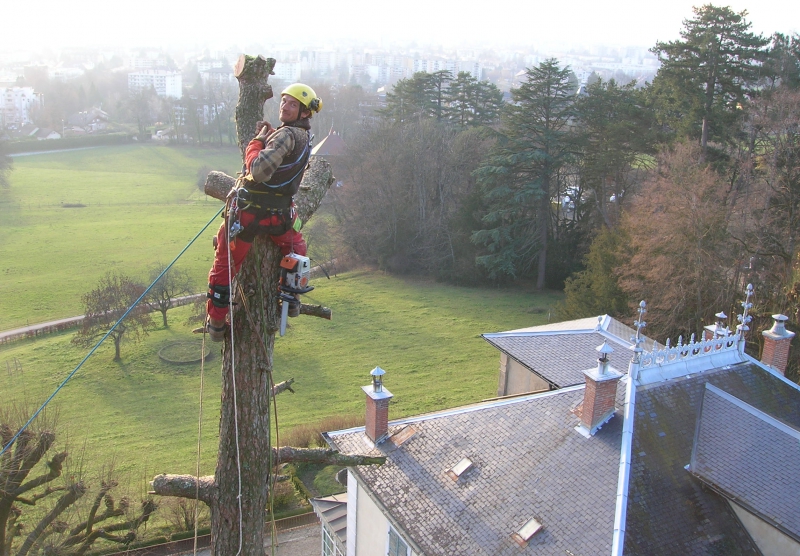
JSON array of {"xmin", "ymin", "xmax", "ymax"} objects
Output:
[{"xmin": 611, "ymin": 356, "xmax": 639, "ymax": 555}]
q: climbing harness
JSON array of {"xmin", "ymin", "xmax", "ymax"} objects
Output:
[{"xmin": 207, "ymin": 283, "xmax": 231, "ymax": 308}]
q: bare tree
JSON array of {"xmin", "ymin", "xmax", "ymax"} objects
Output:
[
  {"xmin": 145, "ymin": 263, "xmax": 193, "ymax": 328},
  {"xmin": 150, "ymin": 55, "xmax": 384, "ymax": 556},
  {"xmin": 616, "ymin": 141, "xmax": 742, "ymax": 339},
  {"xmin": 71, "ymin": 273, "xmax": 154, "ymax": 361},
  {"xmin": 0, "ymin": 412, "xmax": 156, "ymax": 556}
]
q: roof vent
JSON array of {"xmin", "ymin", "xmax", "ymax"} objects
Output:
[
  {"xmin": 446, "ymin": 457, "xmax": 473, "ymax": 481},
  {"xmin": 512, "ymin": 517, "xmax": 543, "ymax": 547}
]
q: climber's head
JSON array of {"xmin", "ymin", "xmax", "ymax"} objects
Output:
[{"xmin": 279, "ymin": 83, "xmax": 322, "ymax": 123}]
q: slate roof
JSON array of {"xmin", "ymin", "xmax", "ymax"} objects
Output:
[
  {"xmin": 311, "ymin": 493, "xmax": 348, "ymax": 550},
  {"xmin": 484, "ymin": 331, "xmax": 631, "ymax": 387},
  {"xmin": 332, "ymin": 314, "xmax": 800, "ymax": 556},
  {"xmin": 328, "ymin": 385, "xmax": 624, "ymax": 556},
  {"xmin": 625, "ymin": 362, "xmax": 800, "ymax": 555},
  {"xmin": 689, "ymin": 383, "xmax": 800, "ymax": 542},
  {"xmin": 312, "ymin": 130, "xmax": 346, "ymax": 157},
  {"xmin": 483, "ymin": 316, "xmax": 662, "ymax": 388}
]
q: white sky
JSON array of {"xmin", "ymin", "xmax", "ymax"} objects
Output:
[{"xmin": 2, "ymin": 0, "xmax": 798, "ymax": 53}]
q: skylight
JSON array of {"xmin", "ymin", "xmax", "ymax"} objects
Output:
[
  {"xmin": 512, "ymin": 517, "xmax": 543, "ymax": 547},
  {"xmin": 445, "ymin": 457, "xmax": 473, "ymax": 481}
]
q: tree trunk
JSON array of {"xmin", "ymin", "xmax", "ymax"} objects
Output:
[
  {"xmin": 212, "ymin": 54, "xmax": 335, "ymax": 556},
  {"xmin": 149, "ymin": 54, "xmax": 378, "ymax": 556},
  {"xmin": 210, "ymin": 54, "xmax": 279, "ymax": 556},
  {"xmin": 536, "ymin": 181, "xmax": 550, "ymax": 290}
]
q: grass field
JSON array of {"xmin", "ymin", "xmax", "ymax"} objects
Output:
[
  {"xmin": 1, "ymin": 269, "xmax": 559, "ymax": 477},
  {"xmin": 0, "ymin": 144, "xmax": 562, "ymax": 546},
  {"xmin": 0, "ymin": 144, "xmax": 242, "ymax": 330}
]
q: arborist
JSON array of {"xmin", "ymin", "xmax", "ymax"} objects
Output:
[{"xmin": 205, "ymin": 83, "xmax": 323, "ymax": 342}]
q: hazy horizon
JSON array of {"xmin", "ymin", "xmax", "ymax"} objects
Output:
[{"xmin": 3, "ymin": 0, "xmax": 798, "ymax": 55}]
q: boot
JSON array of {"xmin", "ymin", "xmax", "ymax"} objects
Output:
[{"xmin": 206, "ymin": 317, "xmax": 227, "ymax": 342}]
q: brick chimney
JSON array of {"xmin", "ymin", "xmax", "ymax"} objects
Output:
[
  {"xmin": 761, "ymin": 314, "xmax": 795, "ymax": 375},
  {"xmin": 363, "ymin": 366, "xmax": 393, "ymax": 443},
  {"xmin": 574, "ymin": 342, "xmax": 623, "ymax": 436}
]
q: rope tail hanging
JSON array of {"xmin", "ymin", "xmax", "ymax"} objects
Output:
[
  {"xmin": 193, "ymin": 327, "xmax": 207, "ymax": 556},
  {"xmin": 224, "ymin": 204, "xmax": 245, "ymax": 556}
]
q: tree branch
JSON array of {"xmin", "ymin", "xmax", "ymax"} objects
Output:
[
  {"xmin": 11, "ymin": 485, "xmax": 66, "ymax": 505},
  {"xmin": 151, "ymin": 448, "xmax": 382, "ymax": 503},
  {"xmin": 15, "ymin": 481, "xmax": 87, "ymax": 556},
  {"xmin": 273, "ymin": 447, "xmax": 386, "ymax": 466},
  {"xmin": 150, "ymin": 474, "xmax": 216, "ymax": 504},
  {"xmin": 15, "ymin": 452, "xmax": 67, "ymax": 496},
  {"xmin": 272, "ymin": 378, "xmax": 295, "ymax": 396},
  {"xmin": 300, "ymin": 303, "xmax": 332, "ymax": 320}
]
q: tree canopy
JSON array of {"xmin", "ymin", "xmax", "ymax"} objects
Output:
[
  {"xmin": 472, "ymin": 59, "xmax": 576, "ymax": 288},
  {"xmin": 650, "ymin": 5, "xmax": 769, "ymax": 155}
]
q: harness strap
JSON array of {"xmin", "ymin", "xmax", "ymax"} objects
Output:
[{"xmin": 207, "ymin": 283, "xmax": 231, "ymax": 308}]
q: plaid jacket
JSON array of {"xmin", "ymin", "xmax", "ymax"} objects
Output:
[{"xmin": 246, "ymin": 120, "xmax": 311, "ymax": 187}]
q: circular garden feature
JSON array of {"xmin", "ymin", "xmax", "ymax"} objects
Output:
[{"xmin": 158, "ymin": 341, "xmax": 213, "ymax": 365}]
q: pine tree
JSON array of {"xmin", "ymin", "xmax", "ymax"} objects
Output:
[
  {"xmin": 472, "ymin": 59, "xmax": 575, "ymax": 289},
  {"xmin": 650, "ymin": 5, "xmax": 769, "ymax": 156},
  {"xmin": 573, "ymin": 79, "xmax": 657, "ymax": 229},
  {"xmin": 380, "ymin": 71, "xmax": 452, "ymax": 122},
  {"xmin": 445, "ymin": 72, "xmax": 503, "ymax": 127}
]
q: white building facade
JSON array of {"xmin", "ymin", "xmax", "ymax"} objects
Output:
[
  {"xmin": 128, "ymin": 70, "xmax": 182, "ymax": 99},
  {"xmin": 1, "ymin": 86, "xmax": 41, "ymax": 128}
]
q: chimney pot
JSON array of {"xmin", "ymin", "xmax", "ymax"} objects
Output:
[{"xmin": 371, "ymin": 366, "xmax": 386, "ymax": 393}]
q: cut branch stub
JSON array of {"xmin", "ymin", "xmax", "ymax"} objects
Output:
[
  {"xmin": 150, "ymin": 474, "xmax": 216, "ymax": 505},
  {"xmin": 234, "ymin": 54, "xmax": 276, "ymax": 156},
  {"xmin": 272, "ymin": 378, "xmax": 295, "ymax": 396},
  {"xmin": 273, "ymin": 447, "xmax": 386, "ymax": 467}
]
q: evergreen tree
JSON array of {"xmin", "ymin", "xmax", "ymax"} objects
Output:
[
  {"xmin": 573, "ymin": 79, "xmax": 657, "ymax": 229},
  {"xmin": 472, "ymin": 59, "xmax": 575, "ymax": 289},
  {"xmin": 650, "ymin": 5, "xmax": 769, "ymax": 156},
  {"xmin": 445, "ymin": 72, "xmax": 503, "ymax": 127},
  {"xmin": 380, "ymin": 71, "xmax": 452, "ymax": 122},
  {"xmin": 763, "ymin": 33, "xmax": 800, "ymax": 90}
]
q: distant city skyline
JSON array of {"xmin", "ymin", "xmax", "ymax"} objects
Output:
[{"xmin": 2, "ymin": 0, "xmax": 798, "ymax": 53}]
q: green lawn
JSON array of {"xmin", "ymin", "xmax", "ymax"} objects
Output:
[
  {"xmin": 1, "ymin": 270, "xmax": 559, "ymax": 479},
  {"xmin": 0, "ymin": 144, "xmax": 242, "ymax": 330}
]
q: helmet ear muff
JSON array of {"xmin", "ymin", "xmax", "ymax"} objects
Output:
[{"xmin": 308, "ymin": 98, "xmax": 320, "ymax": 113}]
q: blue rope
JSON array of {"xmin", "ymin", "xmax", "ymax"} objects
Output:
[{"xmin": 0, "ymin": 206, "xmax": 224, "ymax": 458}]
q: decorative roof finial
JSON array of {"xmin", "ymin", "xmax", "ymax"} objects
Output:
[
  {"xmin": 630, "ymin": 300, "xmax": 647, "ymax": 364},
  {"xmin": 736, "ymin": 284, "xmax": 754, "ymax": 334},
  {"xmin": 736, "ymin": 284, "xmax": 754, "ymax": 354}
]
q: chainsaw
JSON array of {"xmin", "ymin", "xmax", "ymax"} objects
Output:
[{"xmin": 278, "ymin": 253, "xmax": 314, "ymax": 336}]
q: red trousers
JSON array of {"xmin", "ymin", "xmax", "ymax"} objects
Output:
[{"xmin": 206, "ymin": 210, "xmax": 306, "ymax": 320}]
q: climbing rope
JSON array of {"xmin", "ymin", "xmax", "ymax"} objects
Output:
[
  {"xmin": 0, "ymin": 206, "xmax": 225, "ymax": 458},
  {"xmin": 193, "ymin": 326, "xmax": 207, "ymax": 556},
  {"xmin": 224, "ymin": 208, "xmax": 245, "ymax": 556},
  {"xmin": 236, "ymin": 277, "xmax": 282, "ymax": 555}
]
